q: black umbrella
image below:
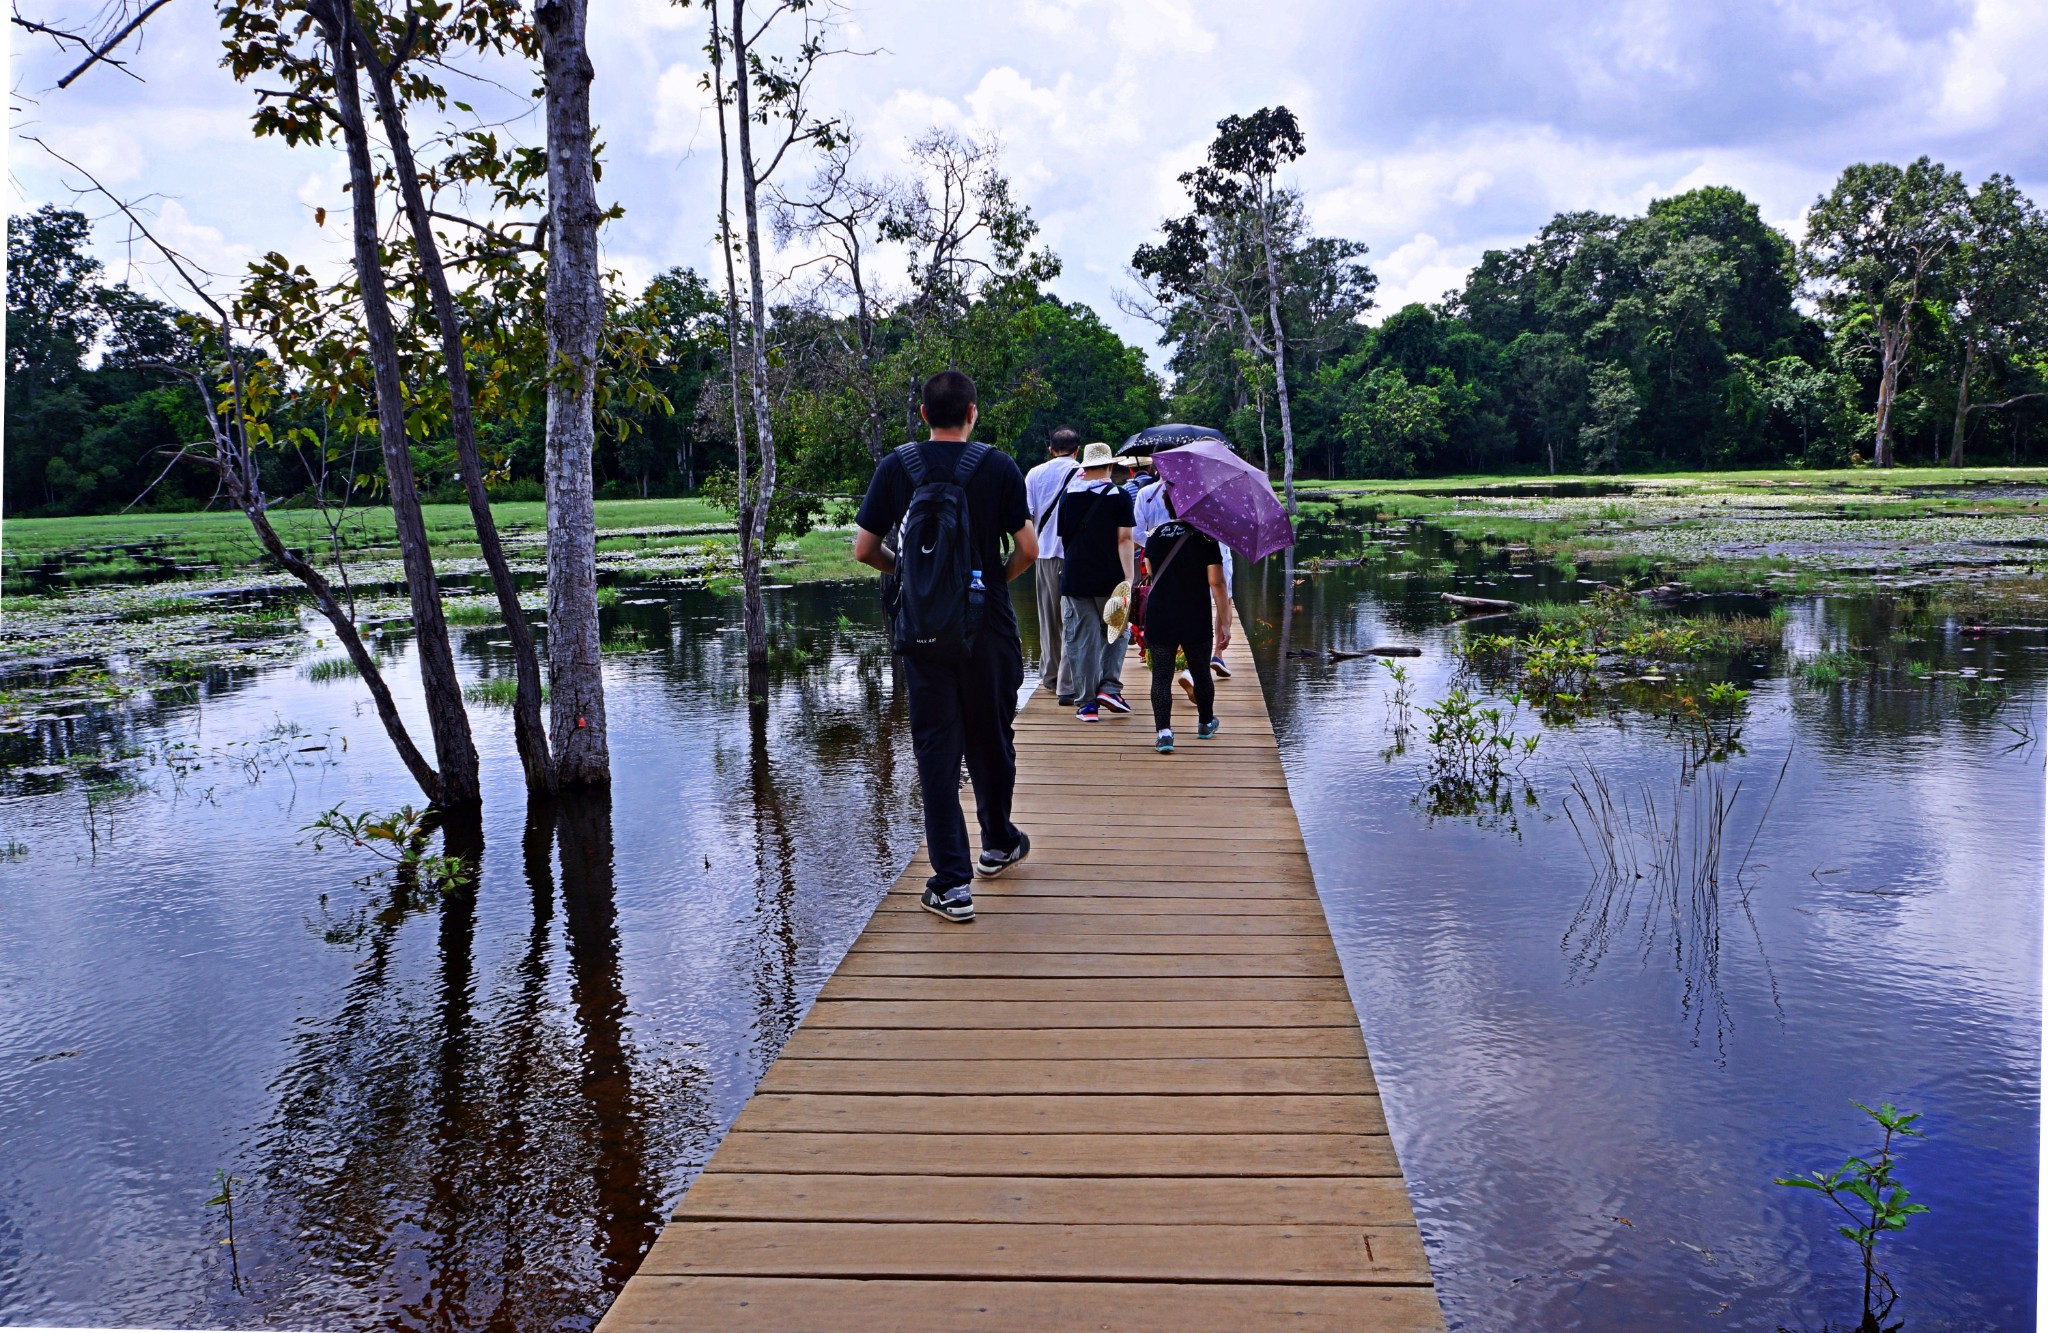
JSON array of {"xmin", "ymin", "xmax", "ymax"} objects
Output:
[{"xmin": 1119, "ymin": 423, "xmax": 1231, "ymax": 456}]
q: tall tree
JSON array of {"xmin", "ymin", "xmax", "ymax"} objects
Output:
[
  {"xmin": 536, "ymin": 0, "xmax": 610, "ymax": 784},
  {"xmin": 1946, "ymin": 175, "xmax": 2048, "ymax": 464},
  {"xmin": 1132, "ymin": 108, "xmax": 1368, "ymax": 512},
  {"xmin": 707, "ymin": 0, "xmax": 842, "ymax": 671},
  {"xmin": 1801, "ymin": 158, "xmax": 1968, "ymax": 468},
  {"xmin": 347, "ymin": 1, "xmax": 554, "ymax": 793},
  {"xmin": 771, "ymin": 138, "xmax": 893, "ymax": 463}
]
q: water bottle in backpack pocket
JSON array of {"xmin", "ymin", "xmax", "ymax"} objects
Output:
[{"xmin": 881, "ymin": 441, "xmax": 992, "ymax": 663}]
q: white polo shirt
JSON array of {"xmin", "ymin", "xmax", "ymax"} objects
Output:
[{"xmin": 1023, "ymin": 455, "xmax": 1081, "ymax": 560}]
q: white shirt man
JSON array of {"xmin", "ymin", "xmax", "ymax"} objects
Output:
[{"xmin": 1024, "ymin": 435, "xmax": 1083, "ymax": 700}]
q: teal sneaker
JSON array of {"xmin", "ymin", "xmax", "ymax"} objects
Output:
[
  {"xmin": 1197, "ymin": 717, "xmax": 1222, "ymax": 740},
  {"xmin": 1155, "ymin": 729, "xmax": 1175, "ymax": 753}
]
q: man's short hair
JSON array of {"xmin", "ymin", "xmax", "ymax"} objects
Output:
[
  {"xmin": 922, "ymin": 370, "xmax": 977, "ymax": 430},
  {"xmin": 1049, "ymin": 427, "xmax": 1082, "ymax": 455}
]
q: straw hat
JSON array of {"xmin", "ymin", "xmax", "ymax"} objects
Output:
[
  {"xmin": 1079, "ymin": 441, "xmax": 1116, "ymax": 468},
  {"xmin": 1103, "ymin": 579, "xmax": 1132, "ymax": 640}
]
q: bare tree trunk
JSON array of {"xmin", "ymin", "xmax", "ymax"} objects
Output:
[
  {"xmin": 708, "ymin": 2, "xmax": 752, "ymax": 625},
  {"xmin": 537, "ymin": 0, "xmax": 610, "ymax": 786},
  {"xmin": 1949, "ymin": 340, "xmax": 1975, "ymax": 467},
  {"xmin": 354, "ymin": 29, "xmax": 553, "ymax": 794},
  {"xmin": 733, "ymin": 0, "xmax": 776, "ymax": 670},
  {"xmin": 323, "ymin": 2, "xmax": 479, "ymax": 807},
  {"xmin": 1872, "ymin": 315, "xmax": 1906, "ymax": 469},
  {"xmin": 1256, "ymin": 188, "xmax": 1298, "ymax": 516}
]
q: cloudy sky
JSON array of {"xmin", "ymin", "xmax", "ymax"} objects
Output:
[{"xmin": 10, "ymin": 0, "xmax": 2048, "ymax": 365}]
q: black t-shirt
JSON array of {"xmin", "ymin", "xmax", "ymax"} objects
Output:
[
  {"xmin": 1058, "ymin": 483, "xmax": 1136, "ymax": 598},
  {"xmin": 1142, "ymin": 519, "xmax": 1223, "ymax": 633},
  {"xmin": 856, "ymin": 439, "xmax": 1030, "ymax": 635}
]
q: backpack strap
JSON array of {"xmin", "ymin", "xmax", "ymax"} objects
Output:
[
  {"xmin": 896, "ymin": 440, "xmax": 930, "ymax": 486},
  {"xmin": 953, "ymin": 441, "xmax": 993, "ymax": 486}
]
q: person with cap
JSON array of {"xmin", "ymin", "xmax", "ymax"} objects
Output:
[
  {"xmin": 1023, "ymin": 427, "xmax": 1083, "ymax": 703},
  {"xmin": 1058, "ymin": 441, "xmax": 1136, "ymax": 721},
  {"xmin": 1137, "ymin": 475, "xmax": 1230, "ymax": 752},
  {"xmin": 853, "ymin": 370, "xmax": 1036, "ymax": 924}
]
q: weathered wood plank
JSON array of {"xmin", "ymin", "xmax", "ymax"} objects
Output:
[
  {"xmin": 753, "ymin": 1056, "xmax": 1377, "ymax": 1096},
  {"xmin": 703, "ymin": 1133, "xmax": 1401, "ymax": 1178},
  {"xmin": 778, "ymin": 1026, "xmax": 1368, "ymax": 1061},
  {"xmin": 816, "ymin": 975, "xmax": 1354, "ymax": 1002},
  {"xmin": 634, "ymin": 1221, "xmax": 1429, "ymax": 1282},
  {"xmin": 673, "ymin": 1174, "xmax": 1419, "ymax": 1226},
  {"xmin": 599, "ymin": 1277, "xmax": 1446, "ymax": 1333},
  {"xmin": 798, "ymin": 1000, "xmax": 1363, "ymax": 1029},
  {"xmin": 730, "ymin": 1093, "xmax": 1389, "ymax": 1135}
]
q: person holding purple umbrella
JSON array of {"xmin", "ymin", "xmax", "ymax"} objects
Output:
[{"xmin": 1137, "ymin": 476, "xmax": 1231, "ymax": 753}]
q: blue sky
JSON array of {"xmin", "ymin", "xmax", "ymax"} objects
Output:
[{"xmin": 9, "ymin": 0, "xmax": 2046, "ymax": 365}]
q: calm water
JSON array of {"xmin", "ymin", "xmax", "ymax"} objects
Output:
[{"xmin": 0, "ymin": 530, "xmax": 2040, "ymax": 1331}]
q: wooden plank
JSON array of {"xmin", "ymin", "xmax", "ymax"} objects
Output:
[
  {"xmin": 816, "ymin": 975, "xmax": 1354, "ymax": 1002},
  {"xmin": 778, "ymin": 1027, "xmax": 1368, "ymax": 1061},
  {"xmin": 852, "ymin": 934, "xmax": 1341, "ymax": 956},
  {"xmin": 731, "ymin": 1093, "xmax": 1388, "ymax": 1135},
  {"xmin": 871, "ymin": 894, "xmax": 1328, "ymax": 914},
  {"xmin": 598, "ymin": 638, "xmax": 1441, "ymax": 1332},
  {"xmin": 703, "ymin": 1133, "xmax": 1401, "ymax": 1179},
  {"xmin": 634, "ymin": 1221, "xmax": 1429, "ymax": 1282},
  {"xmin": 754, "ymin": 1057, "xmax": 1376, "ymax": 1096},
  {"xmin": 860, "ymin": 913, "xmax": 1323, "ymax": 937},
  {"xmin": 599, "ymin": 1278, "xmax": 1446, "ymax": 1332},
  {"xmin": 832, "ymin": 950, "xmax": 1345, "ymax": 977},
  {"xmin": 675, "ymin": 1174, "xmax": 1419, "ymax": 1226},
  {"xmin": 799, "ymin": 1000, "xmax": 1362, "ymax": 1029}
]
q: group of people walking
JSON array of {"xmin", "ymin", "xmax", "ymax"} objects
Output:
[
  {"xmin": 1023, "ymin": 430, "xmax": 1233, "ymax": 750},
  {"xmin": 853, "ymin": 370, "xmax": 1238, "ymax": 924}
]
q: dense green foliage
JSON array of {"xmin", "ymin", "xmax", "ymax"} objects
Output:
[
  {"xmin": 12, "ymin": 147, "xmax": 2047, "ymax": 517},
  {"xmin": 1144, "ymin": 162, "xmax": 2048, "ymax": 479}
]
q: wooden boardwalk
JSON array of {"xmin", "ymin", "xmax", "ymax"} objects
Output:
[{"xmin": 598, "ymin": 656, "xmax": 1444, "ymax": 1331}]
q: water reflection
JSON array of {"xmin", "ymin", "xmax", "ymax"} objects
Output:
[
  {"xmin": 0, "ymin": 579, "xmax": 920, "ymax": 1331},
  {"xmin": 1237, "ymin": 518, "xmax": 2042, "ymax": 1332}
]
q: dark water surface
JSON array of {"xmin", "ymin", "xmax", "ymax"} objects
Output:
[{"xmin": 0, "ymin": 529, "xmax": 2040, "ymax": 1331}]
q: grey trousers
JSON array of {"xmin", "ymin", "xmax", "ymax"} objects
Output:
[
  {"xmin": 1061, "ymin": 594, "xmax": 1129, "ymax": 704},
  {"xmin": 1034, "ymin": 557, "xmax": 1069, "ymax": 697}
]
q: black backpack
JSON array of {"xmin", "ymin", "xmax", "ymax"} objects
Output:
[{"xmin": 882, "ymin": 440, "xmax": 993, "ymax": 663}]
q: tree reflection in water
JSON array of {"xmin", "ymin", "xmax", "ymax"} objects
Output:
[{"xmin": 243, "ymin": 791, "xmax": 706, "ymax": 1332}]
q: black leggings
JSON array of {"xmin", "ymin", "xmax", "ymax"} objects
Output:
[{"xmin": 1148, "ymin": 624, "xmax": 1214, "ymax": 732}]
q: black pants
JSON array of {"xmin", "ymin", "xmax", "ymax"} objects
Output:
[
  {"xmin": 1148, "ymin": 622, "xmax": 1214, "ymax": 733},
  {"xmin": 901, "ymin": 628, "xmax": 1025, "ymax": 890}
]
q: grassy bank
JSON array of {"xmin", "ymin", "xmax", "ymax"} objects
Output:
[{"xmin": 1302, "ymin": 465, "xmax": 2048, "ymax": 591}]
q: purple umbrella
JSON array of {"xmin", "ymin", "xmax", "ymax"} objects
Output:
[{"xmin": 1150, "ymin": 438, "xmax": 1295, "ymax": 563}]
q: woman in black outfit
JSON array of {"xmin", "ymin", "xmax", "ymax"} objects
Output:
[{"xmin": 1140, "ymin": 486, "xmax": 1233, "ymax": 753}]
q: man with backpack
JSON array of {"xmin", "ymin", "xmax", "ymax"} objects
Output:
[
  {"xmin": 854, "ymin": 370, "xmax": 1037, "ymax": 923},
  {"xmin": 1058, "ymin": 441, "xmax": 1137, "ymax": 721},
  {"xmin": 1023, "ymin": 427, "xmax": 1083, "ymax": 703}
]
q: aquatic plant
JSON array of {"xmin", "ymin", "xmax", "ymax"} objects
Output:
[
  {"xmin": 1380, "ymin": 659, "xmax": 1416, "ymax": 734},
  {"xmin": 465, "ymin": 677, "xmax": 549, "ymax": 707},
  {"xmin": 1423, "ymin": 687, "xmax": 1534, "ymax": 790},
  {"xmin": 597, "ymin": 586, "xmax": 624, "ymax": 608},
  {"xmin": 441, "ymin": 600, "xmax": 503, "ymax": 626},
  {"xmin": 1796, "ymin": 651, "xmax": 1860, "ymax": 688},
  {"xmin": 302, "ymin": 655, "xmax": 361, "ymax": 683},
  {"xmin": 206, "ymin": 1169, "xmax": 245, "ymax": 1293},
  {"xmin": 1775, "ymin": 1101, "xmax": 1929, "ymax": 1333},
  {"xmin": 1, "ymin": 839, "xmax": 26, "ymax": 860},
  {"xmin": 303, "ymin": 804, "xmax": 473, "ymax": 899}
]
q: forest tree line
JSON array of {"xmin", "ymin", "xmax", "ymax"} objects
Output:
[{"xmin": 9, "ymin": 148, "xmax": 2048, "ymax": 525}]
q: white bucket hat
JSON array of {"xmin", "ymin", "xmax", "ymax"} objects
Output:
[{"xmin": 1079, "ymin": 441, "xmax": 1116, "ymax": 468}]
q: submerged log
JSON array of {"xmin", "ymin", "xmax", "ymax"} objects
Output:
[
  {"xmin": 1440, "ymin": 592, "xmax": 1519, "ymax": 613},
  {"xmin": 1285, "ymin": 646, "xmax": 1423, "ymax": 661}
]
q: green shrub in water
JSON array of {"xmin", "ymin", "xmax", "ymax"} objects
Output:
[
  {"xmin": 303, "ymin": 655, "xmax": 361, "ymax": 683},
  {"xmin": 1796, "ymin": 650, "xmax": 1859, "ymax": 688}
]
